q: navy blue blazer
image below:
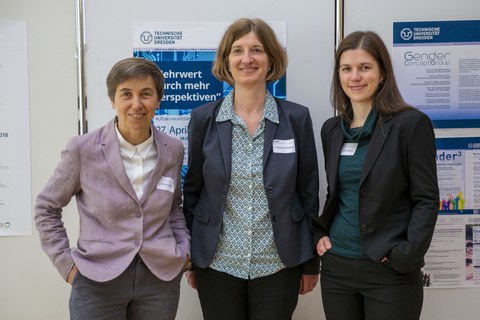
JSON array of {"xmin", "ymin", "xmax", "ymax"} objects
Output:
[
  {"xmin": 313, "ymin": 108, "xmax": 439, "ymax": 273},
  {"xmin": 183, "ymin": 98, "xmax": 320, "ymax": 274}
]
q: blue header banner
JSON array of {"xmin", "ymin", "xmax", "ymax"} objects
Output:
[
  {"xmin": 436, "ymin": 137, "xmax": 480, "ymax": 150},
  {"xmin": 394, "ymin": 20, "xmax": 480, "ymax": 45}
]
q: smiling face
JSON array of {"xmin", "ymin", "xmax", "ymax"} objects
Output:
[
  {"xmin": 339, "ymin": 48, "xmax": 384, "ymax": 109},
  {"xmin": 228, "ymin": 31, "xmax": 270, "ymax": 88},
  {"xmin": 111, "ymin": 75, "xmax": 159, "ymax": 145}
]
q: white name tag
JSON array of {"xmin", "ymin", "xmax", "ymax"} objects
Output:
[
  {"xmin": 340, "ymin": 143, "xmax": 358, "ymax": 156},
  {"xmin": 157, "ymin": 176, "xmax": 175, "ymax": 193},
  {"xmin": 272, "ymin": 139, "xmax": 295, "ymax": 154}
]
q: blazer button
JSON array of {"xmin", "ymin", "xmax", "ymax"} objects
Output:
[
  {"xmin": 134, "ymin": 240, "xmax": 140, "ymax": 247},
  {"xmin": 360, "ymin": 224, "xmax": 368, "ymax": 232},
  {"xmin": 359, "ymin": 189, "xmax": 367, "ymax": 197},
  {"xmin": 267, "ymin": 187, "xmax": 273, "ymax": 194}
]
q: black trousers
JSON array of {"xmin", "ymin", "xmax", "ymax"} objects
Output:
[
  {"xmin": 320, "ymin": 253, "xmax": 423, "ymax": 320},
  {"xmin": 195, "ymin": 266, "xmax": 302, "ymax": 320}
]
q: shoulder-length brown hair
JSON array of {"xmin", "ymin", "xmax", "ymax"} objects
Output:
[
  {"xmin": 212, "ymin": 18, "xmax": 287, "ymax": 87},
  {"xmin": 332, "ymin": 31, "xmax": 411, "ymax": 122}
]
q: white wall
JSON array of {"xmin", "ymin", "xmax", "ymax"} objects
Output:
[
  {"xmin": 0, "ymin": 0, "xmax": 479, "ymax": 319},
  {"xmin": 0, "ymin": 0, "xmax": 78, "ymax": 319}
]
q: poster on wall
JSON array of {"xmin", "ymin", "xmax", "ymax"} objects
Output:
[
  {"xmin": 392, "ymin": 20, "xmax": 480, "ymax": 128},
  {"xmin": 0, "ymin": 21, "xmax": 32, "ymax": 236},
  {"xmin": 132, "ymin": 21, "xmax": 287, "ymax": 176},
  {"xmin": 422, "ymin": 138, "xmax": 480, "ymax": 288}
]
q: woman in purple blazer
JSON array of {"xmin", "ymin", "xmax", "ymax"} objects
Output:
[{"xmin": 35, "ymin": 58, "xmax": 190, "ymax": 320}]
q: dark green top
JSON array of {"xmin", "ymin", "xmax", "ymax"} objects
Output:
[{"xmin": 329, "ymin": 109, "xmax": 377, "ymax": 259}]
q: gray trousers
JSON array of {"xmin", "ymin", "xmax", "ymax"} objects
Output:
[{"xmin": 70, "ymin": 255, "xmax": 182, "ymax": 320}]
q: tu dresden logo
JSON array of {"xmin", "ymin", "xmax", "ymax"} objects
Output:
[
  {"xmin": 140, "ymin": 31, "xmax": 153, "ymax": 44},
  {"xmin": 400, "ymin": 28, "xmax": 413, "ymax": 41}
]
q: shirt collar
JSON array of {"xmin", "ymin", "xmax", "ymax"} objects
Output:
[
  {"xmin": 216, "ymin": 90, "xmax": 279, "ymax": 124},
  {"xmin": 115, "ymin": 124, "xmax": 154, "ymax": 159}
]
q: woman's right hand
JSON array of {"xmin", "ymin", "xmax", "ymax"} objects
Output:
[
  {"xmin": 184, "ymin": 271, "xmax": 197, "ymax": 289},
  {"xmin": 316, "ymin": 236, "xmax": 332, "ymax": 256}
]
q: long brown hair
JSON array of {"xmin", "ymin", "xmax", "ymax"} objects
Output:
[{"xmin": 332, "ymin": 31, "xmax": 411, "ymax": 122}]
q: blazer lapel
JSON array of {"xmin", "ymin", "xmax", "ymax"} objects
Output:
[
  {"xmin": 263, "ymin": 119, "xmax": 278, "ymax": 167},
  {"xmin": 360, "ymin": 117, "xmax": 392, "ymax": 185},
  {"xmin": 329, "ymin": 120, "xmax": 344, "ymax": 193},
  {"xmin": 101, "ymin": 119, "xmax": 138, "ymax": 201},
  {"xmin": 217, "ymin": 120, "xmax": 232, "ymax": 182},
  {"xmin": 139, "ymin": 126, "xmax": 167, "ymax": 204}
]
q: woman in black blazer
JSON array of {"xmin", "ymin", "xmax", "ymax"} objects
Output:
[
  {"xmin": 313, "ymin": 31, "xmax": 439, "ymax": 320},
  {"xmin": 183, "ymin": 18, "xmax": 320, "ymax": 320}
]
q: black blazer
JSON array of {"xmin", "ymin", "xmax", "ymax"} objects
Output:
[
  {"xmin": 184, "ymin": 98, "xmax": 320, "ymax": 274},
  {"xmin": 313, "ymin": 108, "xmax": 439, "ymax": 273}
]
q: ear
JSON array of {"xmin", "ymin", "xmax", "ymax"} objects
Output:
[
  {"xmin": 380, "ymin": 72, "xmax": 385, "ymax": 84},
  {"xmin": 379, "ymin": 75, "xmax": 385, "ymax": 85}
]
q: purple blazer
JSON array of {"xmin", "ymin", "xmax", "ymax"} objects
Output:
[{"xmin": 35, "ymin": 119, "xmax": 190, "ymax": 282}]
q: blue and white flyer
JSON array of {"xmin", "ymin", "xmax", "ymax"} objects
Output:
[
  {"xmin": 132, "ymin": 21, "xmax": 287, "ymax": 175},
  {"xmin": 393, "ymin": 20, "xmax": 480, "ymax": 128},
  {"xmin": 422, "ymin": 138, "xmax": 480, "ymax": 288}
]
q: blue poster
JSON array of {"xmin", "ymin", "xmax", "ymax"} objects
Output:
[
  {"xmin": 133, "ymin": 22, "xmax": 287, "ymax": 178},
  {"xmin": 393, "ymin": 20, "xmax": 480, "ymax": 128},
  {"xmin": 436, "ymin": 137, "xmax": 480, "ymax": 214}
]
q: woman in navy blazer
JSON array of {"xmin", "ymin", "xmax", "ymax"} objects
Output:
[
  {"xmin": 183, "ymin": 18, "xmax": 320, "ymax": 320},
  {"xmin": 313, "ymin": 31, "xmax": 439, "ymax": 320}
]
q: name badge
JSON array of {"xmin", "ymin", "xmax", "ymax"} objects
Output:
[
  {"xmin": 340, "ymin": 143, "xmax": 358, "ymax": 156},
  {"xmin": 157, "ymin": 176, "xmax": 175, "ymax": 193},
  {"xmin": 272, "ymin": 139, "xmax": 295, "ymax": 154}
]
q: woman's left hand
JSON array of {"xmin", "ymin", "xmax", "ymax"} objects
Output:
[{"xmin": 299, "ymin": 274, "xmax": 319, "ymax": 295}]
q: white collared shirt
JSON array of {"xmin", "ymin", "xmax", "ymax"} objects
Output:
[{"xmin": 115, "ymin": 126, "xmax": 157, "ymax": 199}]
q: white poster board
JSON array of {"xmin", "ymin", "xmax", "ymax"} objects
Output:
[
  {"xmin": 392, "ymin": 20, "xmax": 480, "ymax": 128},
  {"xmin": 0, "ymin": 20, "xmax": 32, "ymax": 236}
]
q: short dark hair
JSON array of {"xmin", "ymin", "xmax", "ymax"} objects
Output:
[
  {"xmin": 212, "ymin": 18, "xmax": 287, "ymax": 86},
  {"xmin": 106, "ymin": 57, "xmax": 165, "ymax": 101}
]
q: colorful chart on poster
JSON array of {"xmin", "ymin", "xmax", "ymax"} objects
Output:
[{"xmin": 423, "ymin": 138, "xmax": 480, "ymax": 288}]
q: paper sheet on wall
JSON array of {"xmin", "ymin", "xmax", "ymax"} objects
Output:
[
  {"xmin": 0, "ymin": 21, "xmax": 32, "ymax": 236},
  {"xmin": 392, "ymin": 20, "xmax": 480, "ymax": 128},
  {"xmin": 422, "ymin": 138, "xmax": 480, "ymax": 288}
]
